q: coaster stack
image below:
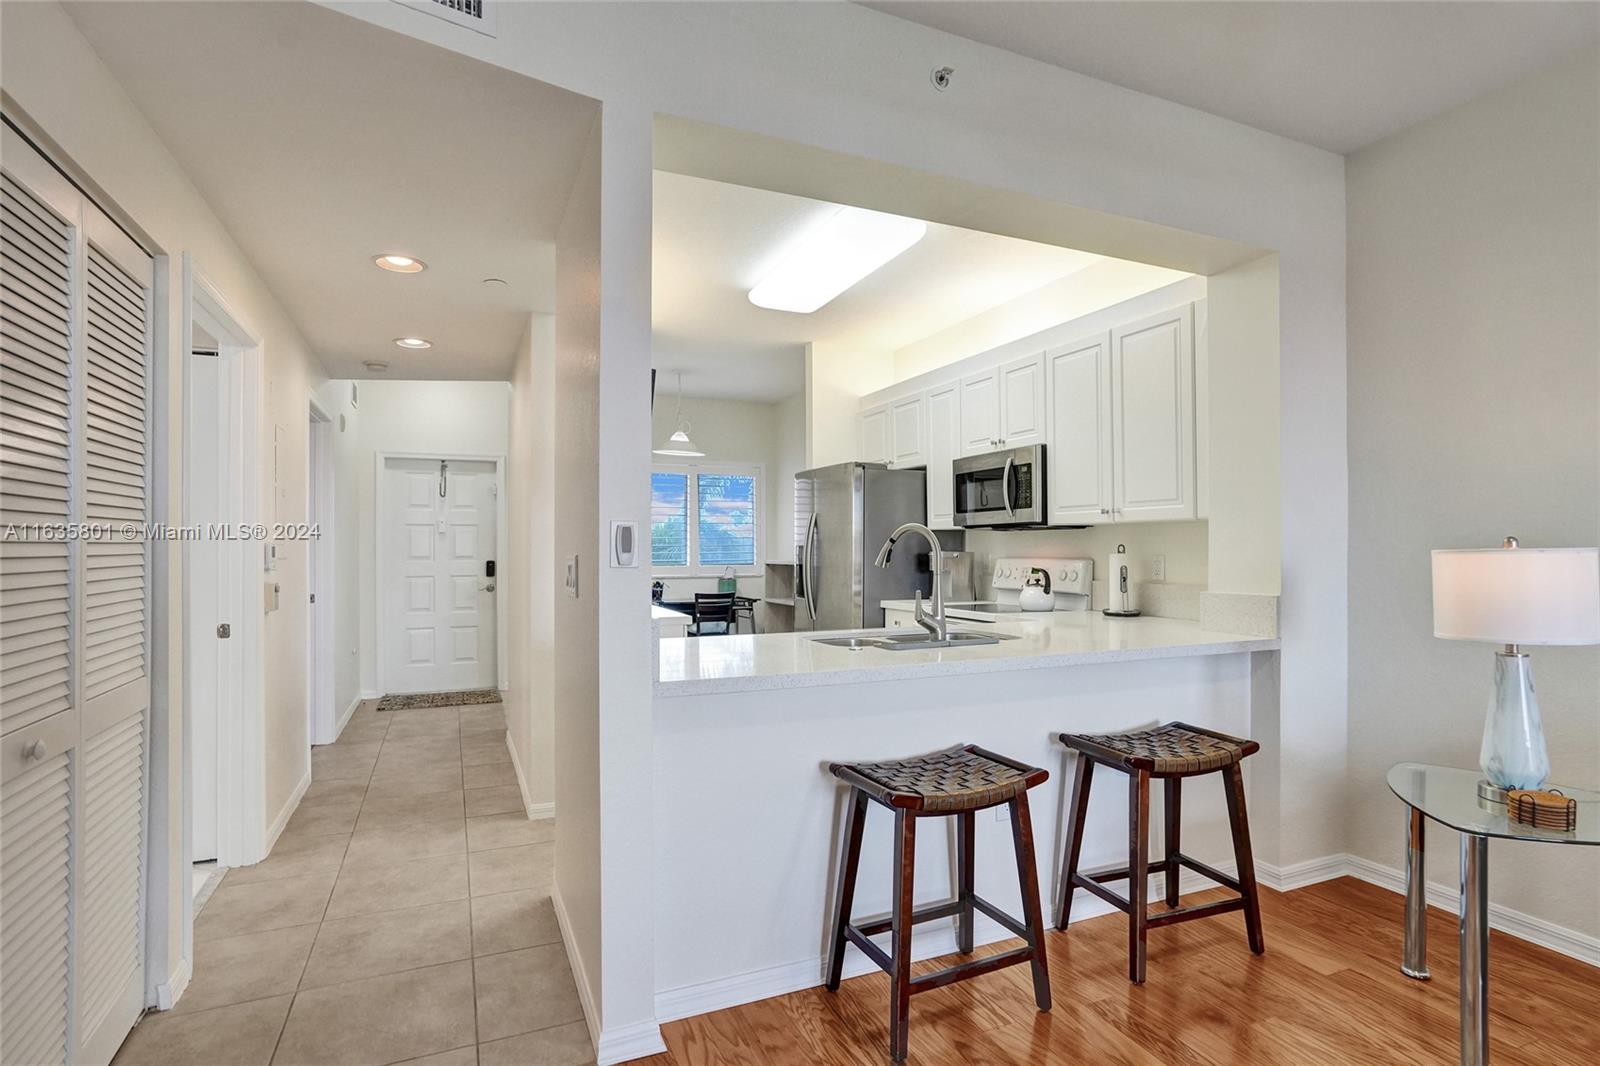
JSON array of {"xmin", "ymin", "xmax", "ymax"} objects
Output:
[{"xmin": 1505, "ymin": 789, "xmax": 1578, "ymax": 831}]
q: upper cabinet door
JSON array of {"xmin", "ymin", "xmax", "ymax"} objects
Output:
[
  {"xmin": 997, "ymin": 352, "xmax": 1046, "ymax": 448},
  {"xmin": 857, "ymin": 403, "xmax": 891, "ymax": 465},
  {"xmin": 924, "ymin": 382, "xmax": 960, "ymax": 529},
  {"xmin": 957, "ymin": 369, "xmax": 1000, "ymax": 455},
  {"xmin": 888, "ymin": 393, "xmax": 926, "ymax": 467},
  {"xmin": 1111, "ymin": 304, "xmax": 1195, "ymax": 522},
  {"xmin": 1047, "ymin": 334, "xmax": 1112, "ymax": 525}
]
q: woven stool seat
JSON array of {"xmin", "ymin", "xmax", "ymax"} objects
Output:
[
  {"xmin": 1060, "ymin": 722, "xmax": 1258, "ymax": 776},
  {"xmin": 830, "ymin": 744, "xmax": 1046, "ymax": 812}
]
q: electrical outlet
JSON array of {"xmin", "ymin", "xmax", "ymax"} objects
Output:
[{"xmin": 1151, "ymin": 554, "xmax": 1167, "ymax": 582}]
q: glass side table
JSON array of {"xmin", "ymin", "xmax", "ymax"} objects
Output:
[{"xmin": 1386, "ymin": 763, "xmax": 1600, "ymax": 1066}]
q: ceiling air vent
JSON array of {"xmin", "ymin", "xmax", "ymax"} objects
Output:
[{"xmin": 396, "ymin": 0, "xmax": 497, "ymax": 37}]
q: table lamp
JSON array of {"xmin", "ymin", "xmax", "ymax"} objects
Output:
[{"xmin": 1431, "ymin": 538, "xmax": 1600, "ymax": 791}]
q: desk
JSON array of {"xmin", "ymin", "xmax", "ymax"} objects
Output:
[
  {"xmin": 656, "ymin": 597, "xmax": 758, "ymax": 635},
  {"xmin": 1387, "ymin": 763, "xmax": 1600, "ymax": 1065}
]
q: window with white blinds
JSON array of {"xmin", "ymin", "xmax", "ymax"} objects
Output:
[
  {"xmin": 650, "ymin": 463, "xmax": 761, "ymax": 574},
  {"xmin": 0, "ymin": 122, "xmax": 153, "ymax": 1066}
]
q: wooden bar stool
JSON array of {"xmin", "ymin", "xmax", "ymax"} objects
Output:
[
  {"xmin": 1055, "ymin": 722, "xmax": 1264, "ymax": 984},
  {"xmin": 826, "ymin": 744, "xmax": 1052, "ymax": 1063}
]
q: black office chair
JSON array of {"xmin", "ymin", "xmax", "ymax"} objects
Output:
[{"xmin": 688, "ymin": 592, "xmax": 737, "ymax": 636}]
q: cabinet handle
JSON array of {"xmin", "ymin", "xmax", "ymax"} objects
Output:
[
  {"xmin": 22, "ymin": 740, "xmax": 46, "ymax": 762},
  {"xmin": 1100, "ymin": 508, "xmax": 1110, "ymax": 516}
]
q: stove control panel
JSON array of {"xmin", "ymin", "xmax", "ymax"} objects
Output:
[{"xmin": 990, "ymin": 557, "xmax": 1093, "ymax": 595}]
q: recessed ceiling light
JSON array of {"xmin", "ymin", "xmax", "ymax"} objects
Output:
[
  {"xmin": 374, "ymin": 254, "xmax": 426, "ymax": 273},
  {"xmin": 748, "ymin": 207, "xmax": 927, "ymax": 314},
  {"xmin": 394, "ymin": 337, "xmax": 432, "ymax": 350},
  {"xmin": 482, "ymin": 277, "xmax": 508, "ymax": 288},
  {"xmin": 363, "ymin": 360, "xmax": 389, "ymax": 372}
]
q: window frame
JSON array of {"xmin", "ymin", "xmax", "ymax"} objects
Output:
[{"xmin": 650, "ymin": 461, "xmax": 764, "ymax": 578}]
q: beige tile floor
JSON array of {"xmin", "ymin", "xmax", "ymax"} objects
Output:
[{"xmin": 113, "ymin": 700, "xmax": 595, "ymax": 1066}]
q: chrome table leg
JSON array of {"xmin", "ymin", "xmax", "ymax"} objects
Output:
[
  {"xmin": 1459, "ymin": 834, "xmax": 1489, "ymax": 1066},
  {"xmin": 1402, "ymin": 806, "xmax": 1430, "ymax": 979}
]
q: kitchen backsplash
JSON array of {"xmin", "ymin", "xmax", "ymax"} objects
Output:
[{"xmin": 964, "ymin": 521, "xmax": 1209, "ymax": 597}]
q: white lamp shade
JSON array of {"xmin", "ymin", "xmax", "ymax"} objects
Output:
[{"xmin": 1432, "ymin": 546, "xmax": 1600, "ymax": 645}]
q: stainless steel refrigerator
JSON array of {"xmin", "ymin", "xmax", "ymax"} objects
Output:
[{"xmin": 794, "ymin": 462, "xmax": 928, "ymax": 631}]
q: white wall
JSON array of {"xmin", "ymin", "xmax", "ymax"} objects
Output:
[
  {"xmin": 335, "ymin": 3, "xmax": 1348, "ymax": 1056},
  {"xmin": 1346, "ymin": 49, "xmax": 1600, "ymax": 937},
  {"xmin": 318, "ymin": 378, "xmax": 511, "ymax": 700},
  {"xmin": 648, "ymin": 392, "xmax": 802, "ymax": 599},
  {"xmin": 892, "ymin": 257, "xmax": 1191, "ymax": 380},
  {"xmin": 1206, "ymin": 254, "xmax": 1281, "ymax": 596},
  {"xmin": 506, "ymin": 314, "xmax": 557, "ymax": 817},
  {"xmin": 805, "ymin": 340, "xmax": 894, "ymax": 467},
  {"xmin": 1, "ymin": 0, "xmax": 333, "ymax": 997},
  {"xmin": 966, "ymin": 521, "xmax": 1209, "ymax": 592}
]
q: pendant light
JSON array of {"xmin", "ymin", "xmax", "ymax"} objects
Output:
[{"xmin": 653, "ymin": 371, "xmax": 705, "ymax": 457}]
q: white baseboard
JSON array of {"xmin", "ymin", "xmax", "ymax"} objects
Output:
[
  {"xmin": 263, "ymin": 769, "xmax": 312, "ymax": 855},
  {"xmin": 550, "ymin": 881, "xmax": 667, "ymax": 1064},
  {"xmin": 333, "ymin": 692, "xmax": 363, "ymax": 739},
  {"xmin": 551, "ymin": 884, "xmax": 601, "ymax": 1051},
  {"xmin": 653, "ymin": 852, "xmax": 1599, "ymax": 1025},
  {"xmin": 1259, "ymin": 853, "xmax": 1348, "ymax": 892},
  {"xmin": 155, "ymin": 955, "xmax": 191, "ymax": 1011},
  {"xmin": 1343, "ymin": 854, "xmax": 1600, "ymax": 967},
  {"xmin": 655, "ymin": 864, "xmax": 1225, "ymax": 1024},
  {"xmin": 597, "ymin": 1021, "xmax": 669, "ymax": 1065}
]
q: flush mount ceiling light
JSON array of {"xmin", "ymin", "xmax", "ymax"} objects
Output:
[
  {"xmin": 362, "ymin": 360, "xmax": 389, "ymax": 373},
  {"xmin": 374, "ymin": 254, "xmax": 426, "ymax": 273},
  {"xmin": 394, "ymin": 337, "xmax": 432, "ymax": 350},
  {"xmin": 748, "ymin": 206, "xmax": 927, "ymax": 314},
  {"xmin": 653, "ymin": 371, "xmax": 705, "ymax": 457}
]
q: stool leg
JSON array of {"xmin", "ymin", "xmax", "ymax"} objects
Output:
[
  {"xmin": 889, "ymin": 810, "xmax": 917, "ymax": 1063},
  {"xmin": 1007, "ymin": 794, "xmax": 1053, "ymax": 1012},
  {"xmin": 1223, "ymin": 764, "xmax": 1265, "ymax": 955},
  {"xmin": 1054, "ymin": 754, "xmax": 1094, "ymax": 930},
  {"xmin": 956, "ymin": 810, "xmax": 975, "ymax": 954},
  {"xmin": 1163, "ymin": 777, "xmax": 1182, "ymax": 907},
  {"xmin": 825, "ymin": 789, "xmax": 869, "ymax": 991},
  {"xmin": 1128, "ymin": 769, "xmax": 1151, "ymax": 984}
]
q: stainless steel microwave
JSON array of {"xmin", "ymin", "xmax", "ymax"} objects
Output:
[{"xmin": 952, "ymin": 445, "xmax": 1046, "ymax": 528}]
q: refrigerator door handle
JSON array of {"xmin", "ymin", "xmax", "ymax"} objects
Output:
[
  {"xmin": 1001, "ymin": 455, "xmax": 1016, "ymax": 518},
  {"xmin": 802, "ymin": 511, "xmax": 819, "ymax": 622}
]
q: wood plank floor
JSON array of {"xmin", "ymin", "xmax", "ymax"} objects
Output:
[{"xmin": 635, "ymin": 878, "xmax": 1598, "ymax": 1065}]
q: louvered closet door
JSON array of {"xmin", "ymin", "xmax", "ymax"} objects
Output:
[
  {"xmin": 1, "ymin": 123, "xmax": 153, "ymax": 1066},
  {"xmin": 1, "ymin": 161, "xmax": 78, "ymax": 1066}
]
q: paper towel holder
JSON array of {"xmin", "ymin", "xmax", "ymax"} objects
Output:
[{"xmin": 1102, "ymin": 543, "xmax": 1142, "ymax": 618}]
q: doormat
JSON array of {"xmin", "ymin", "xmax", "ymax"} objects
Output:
[{"xmin": 376, "ymin": 689, "xmax": 502, "ymax": 712}]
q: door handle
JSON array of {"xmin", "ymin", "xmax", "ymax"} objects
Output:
[
  {"xmin": 803, "ymin": 512, "xmax": 819, "ymax": 622},
  {"xmin": 1001, "ymin": 455, "xmax": 1016, "ymax": 518},
  {"xmin": 481, "ymin": 582, "xmax": 496, "ymax": 592}
]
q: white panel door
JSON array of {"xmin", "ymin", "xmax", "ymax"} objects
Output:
[
  {"xmin": 383, "ymin": 458, "xmax": 498, "ymax": 694},
  {"xmin": 1047, "ymin": 334, "xmax": 1113, "ymax": 525},
  {"xmin": 1112, "ymin": 304, "xmax": 1196, "ymax": 522},
  {"xmin": 1, "ymin": 129, "xmax": 153, "ymax": 1066},
  {"xmin": 958, "ymin": 368, "xmax": 1000, "ymax": 455},
  {"xmin": 857, "ymin": 403, "xmax": 890, "ymax": 464},
  {"xmin": 925, "ymin": 382, "xmax": 960, "ymax": 529},
  {"xmin": 888, "ymin": 393, "xmax": 925, "ymax": 468},
  {"xmin": 997, "ymin": 352, "xmax": 1047, "ymax": 448}
]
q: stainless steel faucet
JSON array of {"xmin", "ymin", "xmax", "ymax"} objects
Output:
[{"xmin": 874, "ymin": 522, "xmax": 946, "ymax": 641}]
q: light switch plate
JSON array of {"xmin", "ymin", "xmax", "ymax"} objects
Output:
[{"xmin": 565, "ymin": 555, "xmax": 580, "ymax": 598}]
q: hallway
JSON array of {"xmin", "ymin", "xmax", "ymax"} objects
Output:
[{"xmin": 112, "ymin": 701, "xmax": 592, "ymax": 1066}]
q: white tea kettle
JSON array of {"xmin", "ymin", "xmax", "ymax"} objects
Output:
[{"xmin": 1018, "ymin": 567, "xmax": 1055, "ymax": 612}]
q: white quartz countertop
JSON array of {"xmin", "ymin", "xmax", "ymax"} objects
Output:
[
  {"xmin": 652, "ymin": 604, "xmax": 691, "ymax": 624},
  {"xmin": 655, "ymin": 609, "xmax": 1278, "ymax": 696}
]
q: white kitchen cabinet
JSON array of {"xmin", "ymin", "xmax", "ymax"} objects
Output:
[
  {"xmin": 998, "ymin": 352, "xmax": 1047, "ymax": 448},
  {"xmin": 857, "ymin": 403, "xmax": 891, "ymax": 464},
  {"xmin": 883, "ymin": 607, "xmax": 914, "ymax": 629},
  {"xmin": 1046, "ymin": 332, "xmax": 1113, "ymax": 524},
  {"xmin": 1111, "ymin": 304, "xmax": 1196, "ymax": 522},
  {"xmin": 958, "ymin": 368, "xmax": 999, "ymax": 454},
  {"xmin": 958, "ymin": 352, "xmax": 1045, "ymax": 456},
  {"xmin": 925, "ymin": 382, "xmax": 960, "ymax": 529},
  {"xmin": 888, "ymin": 393, "xmax": 926, "ymax": 467}
]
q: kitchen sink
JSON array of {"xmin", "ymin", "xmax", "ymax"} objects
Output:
[{"xmin": 812, "ymin": 630, "xmax": 1016, "ymax": 652}]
